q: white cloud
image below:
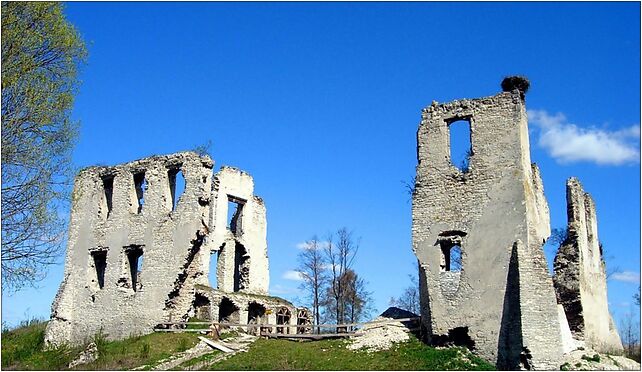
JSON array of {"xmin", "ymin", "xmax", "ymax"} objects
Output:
[
  {"xmin": 528, "ymin": 109, "xmax": 640, "ymax": 165},
  {"xmin": 295, "ymin": 241, "xmax": 330, "ymax": 250},
  {"xmin": 611, "ymin": 271, "xmax": 640, "ymax": 284},
  {"xmin": 269, "ymin": 284, "xmax": 298, "ymax": 295},
  {"xmin": 282, "ymin": 270, "xmax": 305, "ymax": 281}
]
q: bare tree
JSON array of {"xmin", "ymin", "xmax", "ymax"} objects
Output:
[
  {"xmin": 620, "ymin": 306, "xmax": 641, "ymax": 362},
  {"xmin": 344, "ymin": 269, "xmax": 374, "ymax": 323},
  {"xmin": 548, "ymin": 227, "xmax": 620, "ymax": 279},
  {"xmin": 548, "ymin": 227, "xmax": 568, "ymax": 247},
  {"xmin": 402, "ymin": 176, "xmax": 416, "ymax": 202},
  {"xmin": 390, "ymin": 274, "xmax": 420, "ymax": 315},
  {"xmin": 296, "ymin": 236, "xmax": 327, "ymax": 333},
  {"xmin": 324, "ymin": 228, "xmax": 359, "ymax": 325}
]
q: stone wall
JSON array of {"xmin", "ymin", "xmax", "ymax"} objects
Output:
[
  {"xmin": 206, "ymin": 166, "xmax": 269, "ymax": 295},
  {"xmin": 45, "ymin": 152, "xmax": 213, "ymax": 344},
  {"xmin": 412, "ymin": 89, "xmax": 564, "ymax": 369},
  {"xmin": 45, "ymin": 152, "xmax": 285, "ymax": 346},
  {"xmin": 553, "ymin": 178, "xmax": 623, "ymax": 353}
]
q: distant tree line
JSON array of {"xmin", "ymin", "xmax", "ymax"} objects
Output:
[{"xmin": 296, "ymin": 227, "xmax": 374, "ymax": 332}]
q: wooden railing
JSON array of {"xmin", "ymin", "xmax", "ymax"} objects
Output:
[{"xmin": 153, "ymin": 317, "xmax": 420, "ymax": 337}]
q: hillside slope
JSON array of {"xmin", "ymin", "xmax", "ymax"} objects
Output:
[{"xmin": 2, "ymin": 321, "xmax": 493, "ymax": 370}]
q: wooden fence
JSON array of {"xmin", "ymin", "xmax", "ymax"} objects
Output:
[{"xmin": 153, "ymin": 317, "xmax": 420, "ymax": 339}]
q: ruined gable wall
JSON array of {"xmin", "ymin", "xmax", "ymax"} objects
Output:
[
  {"xmin": 208, "ymin": 166, "xmax": 269, "ymax": 295},
  {"xmin": 553, "ymin": 178, "xmax": 623, "ymax": 352},
  {"xmin": 45, "ymin": 152, "xmax": 212, "ymax": 345},
  {"xmin": 412, "ymin": 90, "xmax": 562, "ymax": 368}
]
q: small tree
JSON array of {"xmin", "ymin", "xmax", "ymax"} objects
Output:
[
  {"xmin": 2, "ymin": 2, "xmax": 87, "ymax": 291},
  {"xmin": 344, "ymin": 269, "xmax": 374, "ymax": 323},
  {"xmin": 620, "ymin": 307, "xmax": 641, "ymax": 362},
  {"xmin": 390, "ymin": 274, "xmax": 420, "ymax": 315},
  {"xmin": 296, "ymin": 236, "xmax": 327, "ymax": 333},
  {"xmin": 323, "ymin": 228, "xmax": 359, "ymax": 325}
]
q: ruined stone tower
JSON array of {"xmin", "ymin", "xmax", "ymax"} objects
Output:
[
  {"xmin": 412, "ymin": 83, "xmax": 564, "ymax": 369},
  {"xmin": 45, "ymin": 152, "xmax": 308, "ymax": 345},
  {"xmin": 554, "ymin": 178, "xmax": 623, "ymax": 353}
]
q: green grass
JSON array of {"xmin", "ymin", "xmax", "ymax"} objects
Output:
[
  {"xmin": 1, "ymin": 320, "xmax": 200, "ymax": 370},
  {"xmin": 205, "ymin": 335, "xmax": 495, "ymax": 370},
  {"xmin": 76, "ymin": 331, "xmax": 200, "ymax": 370},
  {"xmin": 174, "ymin": 350, "xmax": 222, "ymax": 370},
  {"xmin": 3, "ymin": 322, "xmax": 495, "ymax": 371},
  {"xmin": 1, "ymin": 319, "xmax": 80, "ymax": 370}
]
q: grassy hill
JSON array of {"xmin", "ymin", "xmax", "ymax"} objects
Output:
[{"xmin": 1, "ymin": 320, "xmax": 494, "ymax": 370}]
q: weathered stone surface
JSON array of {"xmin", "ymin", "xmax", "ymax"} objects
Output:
[
  {"xmin": 46, "ymin": 152, "xmax": 214, "ymax": 344},
  {"xmin": 45, "ymin": 152, "xmax": 309, "ymax": 346},
  {"xmin": 553, "ymin": 178, "xmax": 623, "ymax": 353},
  {"xmin": 68, "ymin": 341, "xmax": 99, "ymax": 368},
  {"xmin": 412, "ymin": 88, "xmax": 564, "ymax": 369}
]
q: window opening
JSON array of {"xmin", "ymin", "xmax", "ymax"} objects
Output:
[
  {"xmin": 248, "ymin": 302, "xmax": 266, "ymax": 335},
  {"xmin": 125, "ymin": 245, "xmax": 144, "ymax": 291},
  {"xmin": 448, "ymin": 119, "xmax": 472, "ymax": 173},
  {"xmin": 276, "ymin": 307, "xmax": 292, "ymax": 334},
  {"xmin": 209, "ymin": 248, "xmax": 220, "ymax": 289},
  {"xmin": 233, "ymin": 242, "xmax": 250, "ymax": 292},
  {"xmin": 297, "ymin": 309, "xmax": 312, "ymax": 334},
  {"xmin": 437, "ymin": 233, "xmax": 464, "ymax": 273},
  {"xmin": 133, "ymin": 172, "xmax": 147, "ymax": 213},
  {"xmin": 440, "ymin": 244, "xmax": 462, "ymax": 272},
  {"xmin": 91, "ymin": 250, "xmax": 107, "ymax": 289},
  {"xmin": 168, "ymin": 167, "xmax": 185, "ymax": 211},
  {"xmin": 102, "ymin": 175, "xmax": 114, "ymax": 217},
  {"xmin": 226, "ymin": 196, "xmax": 245, "ymax": 235},
  {"xmin": 194, "ymin": 293, "xmax": 211, "ymax": 321},
  {"xmin": 218, "ymin": 297, "xmax": 240, "ymax": 325}
]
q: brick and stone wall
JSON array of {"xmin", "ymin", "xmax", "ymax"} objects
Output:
[{"xmin": 412, "ymin": 88, "xmax": 564, "ymax": 369}]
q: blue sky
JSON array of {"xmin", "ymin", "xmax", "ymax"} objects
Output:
[{"xmin": 3, "ymin": 2, "xmax": 640, "ymax": 336}]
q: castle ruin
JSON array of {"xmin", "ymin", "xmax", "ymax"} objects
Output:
[
  {"xmin": 412, "ymin": 78, "xmax": 622, "ymax": 369},
  {"xmin": 45, "ymin": 152, "xmax": 309, "ymax": 345},
  {"xmin": 44, "ymin": 77, "xmax": 624, "ymax": 369},
  {"xmin": 554, "ymin": 178, "xmax": 623, "ymax": 352}
]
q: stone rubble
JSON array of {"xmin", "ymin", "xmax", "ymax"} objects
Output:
[
  {"xmin": 68, "ymin": 341, "xmax": 99, "ymax": 369},
  {"xmin": 348, "ymin": 316, "xmax": 412, "ymax": 352}
]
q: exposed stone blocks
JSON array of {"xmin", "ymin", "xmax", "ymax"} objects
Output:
[
  {"xmin": 46, "ymin": 152, "xmax": 213, "ymax": 344},
  {"xmin": 206, "ymin": 167, "xmax": 269, "ymax": 295},
  {"xmin": 412, "ymin": 90, "xmax": 564, "ymax": 369},
  {"xmin": 45, "ymin": 152, "xmax": 299, "ymax": 346},
  {"xmin": 553, "ymin": 178, "xmax": 623, "ymax": 353}
]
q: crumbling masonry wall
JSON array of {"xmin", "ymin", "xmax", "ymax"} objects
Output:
[
  {"xmin": 203, "ymin": 166, "xmax": 269, "ymax": 295},
  {"xmin": 412, "ymin": 90, "xmax": 564, "ymax": 369},
  {"xmin": 45, "ymin": 152, "xmax": 284, "ymax": 346},
  {"xmin": 553, "ymin": 178, "xmax": 623, "ymax": 353},
  {"xmin": 45, "ymin": 152, "xmax": 213, "ymax": 344}
]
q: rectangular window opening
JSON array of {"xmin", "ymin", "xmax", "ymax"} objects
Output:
[
  {"xmin": 133, "ymin": 172, "xmax": 147, "ymax": 214},
  {"xmin": 449, "ymin": 245, "xmax": 462, "ymax": 272},
  {"xmin": 209, "ymin": 250, "xmax": 219, "ymax": 289},
  {"xmin": 168, "ymin": 167, "xmax": 185, "ymax": 211},
  {"xmin": 439, "ymin": 240, "xmax": 463, "ymax": 273},
  {"xmin": 125, "ymin": 245, "xmax": 144, "ymax": 291},
  {"xmin": 102, "ymin": 176, "xmax": 114, "ymax": 217},
  {"xmin": 91, "ymin": 250, "xmax": 107, "ymax": 289},
  {"xmin": 226, "ymin": 196, "xmax": 245, "ymax": 235},
  {"xmin": 448, "ymin": 119, "xmax": 472, "ymax": 173}
]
